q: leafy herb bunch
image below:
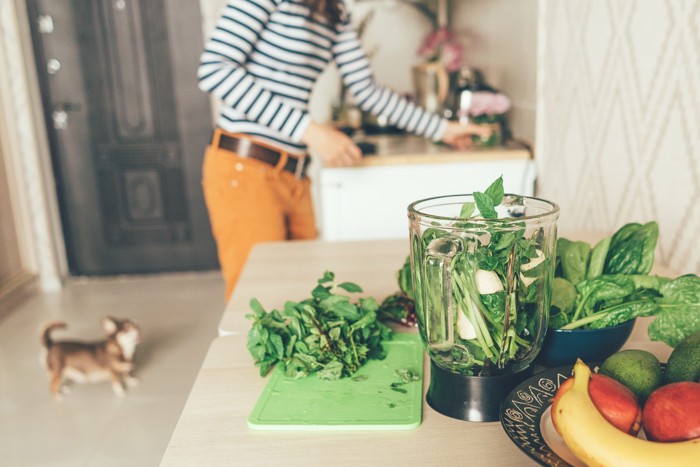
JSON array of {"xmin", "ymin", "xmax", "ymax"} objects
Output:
[
  {"xmin": 247, "ymin": 272, "xmax": 392, "ymax": 380},
  {"xmin": 550, "ymin": 223, "xmax": 700, "ymax": 347}
]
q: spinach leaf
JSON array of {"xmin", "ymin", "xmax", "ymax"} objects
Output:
[
  {"xmin": 648, "ymin": 275, "xmax": 700, "ymax": 347},
  {"xmin": 587, "ymin": 301, "xmax": 659, "ymax": 329},
  {"xmin": 481, "ymin": 292, "xmax": 506, "ymax": 324},
  {"xmin": 577, "ymin": 275, "xmax": 635, "ymax": 304},
  {"xmin": 559, "ymin": 239, "xmax": 591, "ymax": 286},
  {"xmin": 550, "ymin": 277, "xmax": 577, "ymax": 318},
  {"xmin": 549, "ymin": 311, "xmax": 570, "ymax": 329},
  {"xmin": 586, "ymin": 237, "xmax": 610, "ymax": 279},
  {"xmin": 604, "ymin": 222, "xmax": 659, "ymax": 275}
]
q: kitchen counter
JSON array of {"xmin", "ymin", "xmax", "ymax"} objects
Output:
[
  {"xmin": 350, "ymin": 134, "xmax": 531, "ymax": 167},
  {"xmin": 160, "ymin": 233, "xmax": 677, "ymax": 466},
  {"xmin": 318, "ymin": 135, "xmax": 535, "ymax": 241}
]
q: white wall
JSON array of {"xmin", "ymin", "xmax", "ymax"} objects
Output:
[
  {"xmin": 536, "ymin": 0, "xmax": 700, "ymax": 275},
  {"xmin": 452, "ymin": 0, "xmax": 539, "ymax": 144}
]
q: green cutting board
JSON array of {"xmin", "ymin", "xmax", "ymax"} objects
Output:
[{"xmin": 248, "ymin": 333, "xmax": 424, "ymax": 430}]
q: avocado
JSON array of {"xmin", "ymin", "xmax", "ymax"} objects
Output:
[
  {"xmin": 666, "ymin": 330, "xmax": 700, "ymax": 384},
  {"xmin": 600, "ymin": 349, "xmax": 663, "ymax": 403}
]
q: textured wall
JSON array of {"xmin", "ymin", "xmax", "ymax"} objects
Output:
[{"xmin": 536, "ymin": 0, "xmax": 700, "ymax": 275}]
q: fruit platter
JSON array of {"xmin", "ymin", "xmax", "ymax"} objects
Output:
[{"xmin": 501, "ymin": 332, "xmax": 700, "ymax": 466}]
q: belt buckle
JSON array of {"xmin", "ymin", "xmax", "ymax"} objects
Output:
[
  {"xmin": 237, "ymin": 137, "xmax": 252, "ymax": 157},
  {"xmin": 294, "ymin": 156, "xmax": 306, "ymax": 179}
]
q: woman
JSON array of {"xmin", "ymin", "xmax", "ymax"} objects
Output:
[{"xmin": 199, "ymin": 0, "xmax": 488, "ymax": 299}]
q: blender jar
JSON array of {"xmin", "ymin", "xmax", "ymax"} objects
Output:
[{"xmin": 408, "ymin": 194, "xmax": 559, "ymax": 421}]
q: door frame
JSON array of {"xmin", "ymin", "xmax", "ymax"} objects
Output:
[{"xmin": 0, "ymin": 0, "xmax": 67, "ymax": 292}]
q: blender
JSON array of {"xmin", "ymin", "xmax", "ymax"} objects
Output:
[{"xmin": 408, "ymin": 194, "xmax": 559, "ymax": 421}]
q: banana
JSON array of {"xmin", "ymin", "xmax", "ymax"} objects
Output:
[{"xmin": 553, "ymin": 359, "xmax": 700, "ymax": 467}]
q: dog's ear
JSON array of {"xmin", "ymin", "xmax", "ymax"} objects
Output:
[{"xmin": 102, "ymin": 317, "xmax": 118, "ymax": 335}]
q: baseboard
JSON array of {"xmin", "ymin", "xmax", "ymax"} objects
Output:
[{"xmin": 0, "ymin": 272, "xmax": 38, "ymax": 320}]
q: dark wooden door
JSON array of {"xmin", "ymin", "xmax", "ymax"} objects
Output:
[{"xmin": 27, "ymin": 0, "xmax": 218, "ymax": 275}]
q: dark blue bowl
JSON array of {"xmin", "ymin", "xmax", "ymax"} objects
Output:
[{"xmin": 537, "ymin": 319, "xmax": 636, "ymax": 368}]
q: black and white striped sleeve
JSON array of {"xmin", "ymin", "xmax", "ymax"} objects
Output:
[
  {"xmin": 198, "ymin": 0, "xmax": 310, "ymax": 142},
  {"xmin": 332, "ymin": 17, "xmax": 447, "ymax": 140}
]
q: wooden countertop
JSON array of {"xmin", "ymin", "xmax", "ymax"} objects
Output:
[
  {"xmin": 161, "ymin": 232, "xmax": 677, "ymax": 466},
  {"xmin": 332, "ymin": 134, "xmax": 531, "ymax": 168}
]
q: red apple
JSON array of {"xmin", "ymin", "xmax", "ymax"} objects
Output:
[
  {"xmin": 552, "ymin": 373, "xmax": 642, "ymax": 435},
  {"xmin": 642, "ymin": 382, "xmax": 700, "ymax": 442}
]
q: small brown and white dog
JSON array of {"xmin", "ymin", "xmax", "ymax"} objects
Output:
[{"xmin": 40, "ymin": 317, "xmax": 142, "ymax": 400}]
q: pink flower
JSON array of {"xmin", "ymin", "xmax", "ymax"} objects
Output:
[
  {"xmin": 440, "ymin": 42, "xmax": 463, "ymax": 72},
  {"xmin": 468, "ymin": 92, "xmax": 511, "ymax": 116},
  {"xmin": 417, "ymin": 27, "xmax": 464, "ymax": 71}
]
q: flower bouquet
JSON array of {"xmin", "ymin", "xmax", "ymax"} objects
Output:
[{"xmin": 460, "ymin": 91, "xmax": 511, "ymax": 147}]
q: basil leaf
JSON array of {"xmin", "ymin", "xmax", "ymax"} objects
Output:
[
  {"xmin": 249, "ymin": 298, "xmax": 266, "ymax": 318},
  {"xmin": 318, "ymin": 271, "xmax": 335, "ymax": 284},
  {"xmin": 474, "ymin": 191, "xmax": 497, "ymax": 218},
  {"xmin": 460, "ymin": 201, "xmax": 476, "ymax": 219},
  {"xmin": 337, "ymin": 282, "xmax": 363, "ymax": 293},
  {"xmin": 484, "ymin": 175, "xmax": 504, "ymax": 205},
  {"xmin": 318, "ymin": 360, "xmax": 344, "ymax": 380}
]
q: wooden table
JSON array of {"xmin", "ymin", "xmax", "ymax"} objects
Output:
[{"xmin": 161, "ymin": 234, "xmax": 676, "ymax": 466}]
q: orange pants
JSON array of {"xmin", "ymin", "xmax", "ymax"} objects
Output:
[{"xmin": 202, "ymin": 130, "xmax": 318, "ymax": 300}]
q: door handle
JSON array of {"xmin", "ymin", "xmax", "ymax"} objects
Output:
[
  {"xmin": 52, "ymin": 110, "xmax": 68, "ymax": 130},
  {"xmin": 47, "ymin": 58, "xmax": 61, "ymax": 75},
  {"xmin": 38, "ymin": 15, "xmax": 54, "ymax": 34},
  {"xmin": 52, "ymin": 103, "xmax": 82, "ymax": 129}
]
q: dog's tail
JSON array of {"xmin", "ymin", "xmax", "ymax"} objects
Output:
[{"xmin": 41, "ymin": 321, "xmax": 66, "ymax": 348}]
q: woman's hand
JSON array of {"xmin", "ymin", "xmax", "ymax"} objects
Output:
[
  {"xmin": 302, "ymin": 122, "xmax": 362, "ymax": 167},
  {"xmin": 441, "ymin": 121, "xmax": 493, "ymax": 149}
]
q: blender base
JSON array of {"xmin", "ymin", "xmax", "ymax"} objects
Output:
[{"xmin": 426, "ymin": 362, "xmax": 534, "ymax": 422}]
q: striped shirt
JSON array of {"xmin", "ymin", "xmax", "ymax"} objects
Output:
[{"xmin": 198, "ymin": 0, "xmax": 447, "ymax": 155}]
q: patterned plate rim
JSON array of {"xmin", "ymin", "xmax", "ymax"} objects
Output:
[{"xmin": 499, "ymin": 365, "xmax": 574, "ymax": 467}]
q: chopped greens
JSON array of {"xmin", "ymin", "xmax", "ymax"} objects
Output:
[
  {"xmin": 246, "ymin": 272, "xmax": 392, "ymax": 380},
  {"xmin": 390, "ymin": 368, "xmax": 421, "ymax": 393}
]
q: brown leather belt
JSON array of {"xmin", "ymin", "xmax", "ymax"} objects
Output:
[{"xmin": 216, "ymin": 132, "xmax": 310, "ymax": 179}]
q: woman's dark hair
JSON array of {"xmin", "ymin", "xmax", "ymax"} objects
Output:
[{"xmin": 307, "ymin": 0, "xmax": 344, "ymax": 26}]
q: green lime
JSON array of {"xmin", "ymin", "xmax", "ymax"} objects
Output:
[
  {"xmin": 600, "ymin": 349, "xmax": 663, "ymax": 403},
  {"xmin": 666, "ymin": 330, "xmax": 700, "ymax": 384}
]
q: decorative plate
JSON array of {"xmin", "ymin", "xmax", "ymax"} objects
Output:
[{"xmin": 499, "ymin": 365, "xmax": 582, "ymax": 467}]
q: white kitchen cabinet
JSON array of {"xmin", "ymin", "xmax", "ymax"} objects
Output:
[{"xmin": 319, "ymin": 136, "xmax": 535, "ymax": 241}]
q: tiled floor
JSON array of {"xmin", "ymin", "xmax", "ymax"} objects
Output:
[{"xmin": 0, "ymin": 272, "xmax": 226, "ymax": 467}]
